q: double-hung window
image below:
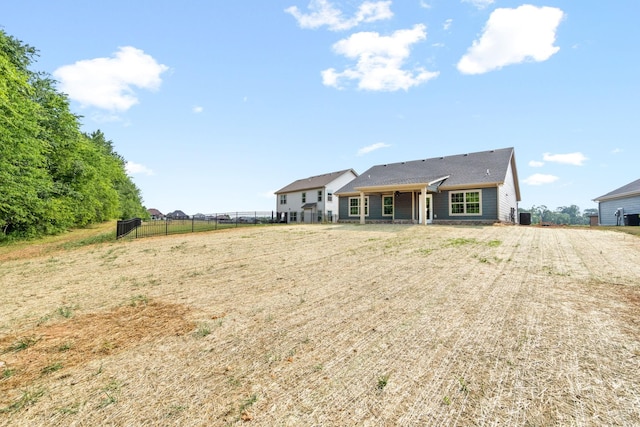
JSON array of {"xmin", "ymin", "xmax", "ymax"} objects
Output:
[
  {"xmin": 301, "ymin": 192, "xmax": 306, "ymax": 203},
  {"xmin": 382, "ymin": 195, "xmax": 394, "ymax": 216},
  {"xmin": 317, "ymin": 190, "xmax": 322, "ymax": 202},
  {"xmin": 450, "ymin": 190, "xmax": 482, "ymax": 215},
  {"xmin": 280, "ymin": 194, "xmax": 287, "ymax": 205},
  {"xmin": 349, "ymin": 197, "xmax": 369, "ymax": 217}
]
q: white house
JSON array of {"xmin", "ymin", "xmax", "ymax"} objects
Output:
[{"xmin": 275, "ymin": 169, "xmax": 358, "ymax": 223}]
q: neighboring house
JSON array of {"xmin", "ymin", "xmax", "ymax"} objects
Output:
[
  {"xmin": 593, "ymin": 178, "xmax": 640, "ymax": 226},
  {"xmin": 275, "ymin": 169, "xmax": 358, "ymax": 223},
  {"xmin": 147, "ymin": 208, "xmax": 165, "ymax": 220},
  {"xmin": 166, "ymin": 210, "xmax": 189, "ymax": 220},
  {"xmin": 335, "ymin": 147, "xmax": 521, "ymax": 225}
]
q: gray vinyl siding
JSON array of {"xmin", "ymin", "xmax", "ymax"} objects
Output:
[
  {"xmin": 432, "ymin": 192, "xmax": 449, "ymax": 220},
  {"xmin": 339, "ymin": 188, "xmax": 500, "ymax": 222},
  {"xmin": 338, "ymin": 195, "xmax": 382, "ymax": 220},
  {"xmin": 394, "ymin": 193, "xmax": 413, "ymax": 220},
  {"xmin": 434, "ymin": 188, "xmax": 498, "ymax": 221},
  {"xmin": 338, "ymin": 194, "xmax": 415, "ymax": 221},
  {"xmin": 339, "ymin": 197, "xmax": 350, "ymax": 219},
  {"xmin": 368, "ymin": 196, "xmax": 383, "ymax": 220},
  {"xmin": 598, "ymin": 196, "xmax": 640, "ymax": 225}
]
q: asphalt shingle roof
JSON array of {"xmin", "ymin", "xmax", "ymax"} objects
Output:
[
  {"xmin": 336, "ymin": 147, "xmax": 517, "ymax": 195},
  {"xmin": 594, "ymin": 178, "xmax": 640, "ymax": 201},
  {"xmin": 275, "ymin": 169, "xmax": 357, "ymax": 194}
]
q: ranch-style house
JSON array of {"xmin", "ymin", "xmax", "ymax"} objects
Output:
[
  {"xmin": 593, "ymin": 178, "xmax": 640, "ymax": 226},
  {"xmin": 275, "ymin": 169, "xmax": 358, "ymax": 223},
  {"xmin": 335, "ymin": 147, "xmax": 521, "ymax": 225}
]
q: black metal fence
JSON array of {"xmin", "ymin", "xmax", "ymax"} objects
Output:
[
  {"xmin": 116, "ymin": 211, "xmax": 279, "ymax": 239},
  {"xmin": 116, "ymin": 218, "xmax": 142, "ymax": 239}
]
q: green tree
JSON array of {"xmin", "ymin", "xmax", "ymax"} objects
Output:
[
  {"xmin": 0, "ymin": 32, "xmax": 52, "ymax": 237},
  {"xmin": 1, "ymin": 29, "xmax": 148, "ymax": 239}
]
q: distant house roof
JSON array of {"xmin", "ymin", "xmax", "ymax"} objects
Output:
[
  {"xmin": 147, "ymin": 208, "xmax": 163, "ymax": 217},
  {"xmin": 167, "ymin": 210, "xmax": 189, "ymax": 218},
  {"xmin": 336, "ymin": 147, "xmax": 520, "ymax": 200},
  {"xmin": 275, "ymin": 169, "xmax": 358, "ymax": 194},
  {"xmin": 594, "ymin": 178, "xmax": 640, "ymax": 202}
]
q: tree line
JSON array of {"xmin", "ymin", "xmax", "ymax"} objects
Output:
[
  {"xmin": 518, "ymin": 205, "xmax": 598, "ymax": 225},
  {"xmin": 1, "ymin": 30, "xmax": 147, "ymax": 240}
]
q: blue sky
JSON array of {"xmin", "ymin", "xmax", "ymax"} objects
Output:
[{"xmin": 3, "ymin": 1, "xmax": 639, "ymax": 215}]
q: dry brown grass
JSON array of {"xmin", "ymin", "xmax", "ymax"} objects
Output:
[{"xmin": 1, "ymin": 224, "xmax": 639, "ymax": 426}]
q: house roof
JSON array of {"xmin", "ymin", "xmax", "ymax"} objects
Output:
[
  {"xmin": 275, "ymin": 169, "xmax": 358, "ymax": 194},
  {"xmin": 147, "ymin": 208, "xmax": 163, "ymax": 216},
  {"xmin": 336, "ymin": 147, "xmax": 520, "ymax": 200},
  {"xmin": 167, "ymin": 210, "xmax": 188, "ymax": 217},
  {"xmin": 593, "ymin": 178, "xmax": 640, "ymax": 202}
]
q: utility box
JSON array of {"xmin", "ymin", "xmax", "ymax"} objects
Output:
[
  {"xmin": 624, "ymin": 213, "xmax": 640, "ymax": 226},
  {"xmin": 519, "ymin": 212, "xmax": 531, "ymax": 225},
  {"xmin": 589, "ymin": 215, "xmax": 599, "ymax": 227}
]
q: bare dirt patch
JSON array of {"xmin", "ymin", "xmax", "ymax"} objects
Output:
[
  {"xmin": 1, "ymin": 300, "xmax": 194, "ymax": 407},
  {"xmin": 0, "ymin": 224, "xmax": 638, "ymax": 426}
]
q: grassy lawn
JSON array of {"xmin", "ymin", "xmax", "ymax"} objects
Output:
[{"xmin": 0, "ymin": 224, "xmax": 639, "ymax": 425}]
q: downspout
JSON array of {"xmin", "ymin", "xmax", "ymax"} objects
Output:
[{"xmin": 359, "ymin": 191, "xmax": 365, "ymax": 225}]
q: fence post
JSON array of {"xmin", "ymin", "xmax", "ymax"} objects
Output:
[
  {"xmin": 166, "ymin": 220, "xmax": 168, "ymax": 236},
  {"xmin": 192, "ymin": 217, "xmax": 194, "ymax": 233}
]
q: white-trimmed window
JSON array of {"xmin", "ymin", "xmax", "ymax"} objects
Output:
[
  {"xmin": 290, "ymin": 211, "xmax": 297, "ymax": 222},
  {"xmin": 327, "ymin": 192, "xmax": 333, "ymax": 202},
  {"xmin": 382, "ymin": 195, "xmax": 394, "ymax": 216},
  {"xmin": 280, "ymin": 194, "xmax": 287, "ymax": 205},
  {"xmin": 450, "ymin": 190, "xmax": 482, "ymax": 215},
  {"xmin": 301, "ymin": 192, "xmax": 306, "ymax": 203},
  {"xmin": 349, "ymin": 196, "xmax": 369, "ymax": 217},
  {"xmin": 317, "ymin": 190, "xmax": 322, "ymax": 202}
]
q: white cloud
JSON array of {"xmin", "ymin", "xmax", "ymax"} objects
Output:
[
  {"xmin": 457, "ymin": 5, "xmax": 564, "ymax": 75},
  {"xmin": 542, "ymin": 152, "xmax": 588, "ymax": 166},
  {"xmin": 528, "ymin": 160, "xmax": 544, "ymax": 167},
  {"xmin": 357, "ymin": 142, "xmax": 391, "ymax": 156},
  {"xmin": 443, "ymin": 19, "xmax": 453, "ymax": 31},
  {"xmin": 54, "ymin": 46, "xmax": 169, "ymax": 112},
  {"xmin": 523, "ymin": 173, "xmax": 559, "ymax": 186},
  {"xmin": 611, "ymin": 148, "xmax": 623, "ymax": 154},
  {"xmin": 420, "ymin": 1, "xmax": 432, "ymax": 9},
  {"xmin": 126, "ymin": 161, "xmax": 154, "ymax": 176},
  {"xmin": 322, "ymin": 24, "xmax": 439, "ymax": 91},
  {"xmin": 193, "ymin": 106, "xmax": 204, "ymax": 113},
  {"xmin": 285, "ymin": 0, "xmax": 393, "ymax": 31},
  {"xmin": 462, "ymin": 0, "xmax": 494, "ymax": 9}
]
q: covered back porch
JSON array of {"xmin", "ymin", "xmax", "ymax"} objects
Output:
[{"xmin": 350, "ymin": 178, "xmax": 448, "ymax": 225}]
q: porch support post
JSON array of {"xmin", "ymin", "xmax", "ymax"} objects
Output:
[
  {"xmin": 411, "ymin": 191, "xmax": 415, "ymax": 222},
  {"xmin": 359, "ymin": 191, "xmax": 365, "ymax": 225},
  {"xmin": 421, "ymin": 187, "xmax": 428, "ymax": 225}
]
